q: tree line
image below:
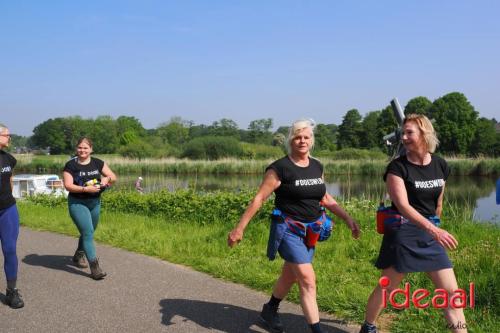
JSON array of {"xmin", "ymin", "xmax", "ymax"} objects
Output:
[{"xmin": 10, "ymin": 92, "xmax": 500, "ymax": 159}]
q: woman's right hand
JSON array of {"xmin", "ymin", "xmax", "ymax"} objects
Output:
[
  {"xmin": 431, "ymin": 227, "xmax": 458, "ymax": 250},
  {"xmin": 227, "ymin": 228, "xmax": 244, "ymax": 248},
  {"xmin": 83, "ymin": 185, "xmax": 101, "ymax": 194}
]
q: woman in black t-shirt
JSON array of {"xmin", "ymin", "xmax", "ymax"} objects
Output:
[
  {"xmin": 0, "ymin": 123, "xmax": 24, "ymax": 308},
  {"xmin": 228, "ymin": 119, "xmax": 360, "ymax": 333},
  {"xmin": 359, "ymin": 115, "xmax": 466, "ymax": 333},
  {"xmin": 63, "ymin": 137, "xmax": 116, "ymax": 280}
]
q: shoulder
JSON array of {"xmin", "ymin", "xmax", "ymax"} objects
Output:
[
  {"xmin": 431, "ymin": 154, "xmax": 450, "ymax": 178},
  {"xmin": 91, "ymin": 157, "xmax": 105, "ymax": 167},
  {"xmin": 268, "ymin": 156, "xmax": 289, "ymax": 169},
  {"xmin": 309, "ymin": 156, "xmax": 323, "ymax": 168},
  {"xmin": 384, "ymin": 155, "xmax": 407, "ymax": 181},
  {"xmin": 63, "ymin": 157, "xmax": 78, "ymax": 171},
  {"xmin": 1, "ymin": 151, "xmax": 16, "ymax": 165},
  {"xmin": 266, "ymin": 156, "xmax": 289, "ymax": 179}
]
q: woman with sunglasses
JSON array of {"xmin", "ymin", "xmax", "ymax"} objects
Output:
[{"xmin": 0, "ymin": 124, "xmax": 24, "ymax": 308}]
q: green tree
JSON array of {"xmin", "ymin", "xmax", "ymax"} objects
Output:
[
  {"xmin": 30, "ymin": 118, "xmax": 68, "ymax": 154},
  {"xmin": 404, "ymin": 96, "xmax": 432, "ymax": 116},
  {"xmin": 118, "ymin": 139, "xmax": 156, "ymax": 160},
  {"xmin": 429, "ymin": 92, "xmax": 478, "ymax": 154},
  {"xmin": 182, "ymin": 136, "xmax": 243, "ymax": 160},
  {"xmin": 314, "ymin": 124, "xmax": 337, "ymax": 151},
  {"xmin": 360, "ymin": 111, "xmax": 381, "ymax": 149},
  {"xmin": 209, "ymin": 118, "xmax": 239, "ymax": 137},
  {"xmin": 156, "ymin": 117, "xmax": 190, "ymax": 146},
  {"xmin": 338, "ymin": 109, "xmax": 362, "ymax": 149},
  {"xmin": 377, "ymin": 106, "xmax": 398, "ymax": 149},
  {"xmin": 91, "ymin": 116, "xmax": 119, "ymax": 153},
  {"xmin": 247, "ymin": 118, "xmax": 273, "ymax": 144},
  {"xmin": 272, "ymin": 132, "xmax": 286, "ymax": 146},
  {"xmin": 116, "ymin": 116, "xmax": 145, "ymax": 145},
  {"xmin": 469, "ymin": 118, "xmax": 497, "ymax": 156}
]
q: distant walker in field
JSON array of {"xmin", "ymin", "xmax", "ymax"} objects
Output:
[{"xmin": 135, "ymin": 176, "xmax": 144, "ymax": 194}]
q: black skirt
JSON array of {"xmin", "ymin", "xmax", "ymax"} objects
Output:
[{"xmin": 375, "ymin": 222, "xmax": 452, "ymax": 273}]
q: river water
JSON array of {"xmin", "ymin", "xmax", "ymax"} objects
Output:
[{"xmin": 113, "ymin": 173, "xmax": 499, "ymax": 224}]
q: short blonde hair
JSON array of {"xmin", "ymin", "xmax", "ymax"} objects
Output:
[
  {"xmin": 404, "ymin": 114, "xmax": 439, "ymax": 153},
  {"xmin": 286, "ymin": 119, "xmax": 315, "ymax": 154},
  {"xmin": 0, "ymin": 123, "xmax": 7, "ymax": 134}
]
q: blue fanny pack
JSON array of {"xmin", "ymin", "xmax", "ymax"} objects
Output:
[
  {"xmin": 376, "ymin": 203, "xmax": 440, "ymax": 234},
  {"xmin": 271, "ymin": 208, "xmax": 334, "ymax": 247}
]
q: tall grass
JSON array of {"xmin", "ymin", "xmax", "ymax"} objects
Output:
[
  {"xmin": 20, "ymin": 192, "xmax": 499, "ymax": 332},
  {"xmin": 15, "ymin": 154, "xmax": 500, "ymax": 176}
]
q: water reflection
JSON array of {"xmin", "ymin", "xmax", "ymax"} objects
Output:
[{"xmin": 113, "ymin": 174, "xmax": 499, "ymax": 224}]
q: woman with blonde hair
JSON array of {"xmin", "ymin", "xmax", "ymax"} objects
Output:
[
  {"xmin": 359, "ymin": 114, "xmax": 467, "ymax": 333},
  {"xmin": 228, "ymin": 119, "xmax": 360, "ymax": 333}
]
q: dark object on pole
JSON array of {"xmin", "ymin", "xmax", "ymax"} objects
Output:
[{"xmin": 383, "ymin": 98, "xmax": 406, "ymax": 159}]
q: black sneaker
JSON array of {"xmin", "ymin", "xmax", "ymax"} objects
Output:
[
  {"xmin": 259, "ymin": 303, "xmax": 284, "ymax": 333},
  {"xmin": 5, "ymin": 288, "xmax": 24, "ymax": 309},
  {"xmin": 359, "ymin": 323, "xmax": 378, "ymax": 333}
]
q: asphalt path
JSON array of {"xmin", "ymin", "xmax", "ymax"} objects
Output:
[{"xmin": 0, "ymin": 227, "xmax": 359, "ymax": 333}]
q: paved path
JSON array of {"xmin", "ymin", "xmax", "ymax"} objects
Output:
[{"xmin": 0, "ymin": 227, "xmax": 359, "ymax": 333}]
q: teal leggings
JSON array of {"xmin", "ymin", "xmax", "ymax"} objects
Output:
[{"xmin": 68, "ymin": 196, "xmax": 101, "ymax": 261}]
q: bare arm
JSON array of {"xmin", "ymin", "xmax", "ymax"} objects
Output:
[
  {"xmin": 321, "ymin": 192, "xmax": 360, "ymax": 239},
  {"xmin": 386, "ymin": 174, "xmax": 457, "ymax": 250},
  {"xmin": 63, "ymin": 171, "xmax": 99, "ymax": 194},
  {"xmin": 227, "ymin": 169, "xmax": 281, "ymax": 247},
  {"xmin": 99, "ymin": 163, "xmax": 117, "ymax": 187}
]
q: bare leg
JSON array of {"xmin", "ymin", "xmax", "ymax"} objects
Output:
[
  {"xmin": 426, "ymin": 269, "xmax": 467, "ymax": 333},
  {"xmin": 272, "ymin": 262, "xmax": 298, "ymax": 299},
  {"xmin": 364, "ymin": 267, "xmax": 406, "ymax": 324},
  {"xmin": 288, "ymin": 262, "xmax": 319, "ymax": 324}
]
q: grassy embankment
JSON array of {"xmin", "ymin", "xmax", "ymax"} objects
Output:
[
  {"xmin": 14, "ymin": 154, "xmax": 500, "ymax": 176},
  {"xmin": 19, "ymin": 191, "xmax": 499, "ymax": 333}
]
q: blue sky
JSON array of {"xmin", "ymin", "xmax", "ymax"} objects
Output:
[{"xmin": 1, "ymin": 1, "xmax": 499, "ymax": 136}]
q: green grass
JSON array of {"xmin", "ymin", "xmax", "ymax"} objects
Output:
[{"xmin": 17, "ymin": 193, "xmax": 499, "ymax": 332}]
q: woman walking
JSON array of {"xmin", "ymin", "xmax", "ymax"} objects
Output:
[
  {"xmin": 63, "ymin": 137, "xmax": 116, "ymax": 280},
  {"xmin": 228, "ymin": 119, "xmax": 360, "ymax": 333},
  {"xmin": 0, "ymin": 123, "xmax": 24, "ymax": 308},
  {"xmin": 359, "ymin": 114, "xmax": 466, "ymax": 333}
]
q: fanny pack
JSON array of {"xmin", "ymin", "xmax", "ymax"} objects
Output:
[
  {"xmin": 376, "ymin": 202, "xmax": 440, "ymax": 234},
  {"xmin": 271, "ymin": 208, "xmax": 333, "ymax": 247}
]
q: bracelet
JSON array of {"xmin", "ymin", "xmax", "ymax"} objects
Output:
[{"xmin": 82, "ymin": 186, "xmax": 85, "ymax": 193}]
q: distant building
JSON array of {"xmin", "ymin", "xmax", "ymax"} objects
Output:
[{"xmin": 495, "ymin": 122, "xmax": 500, "ymax": 133}]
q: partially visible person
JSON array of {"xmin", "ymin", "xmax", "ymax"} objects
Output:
[
  {"xmin": 63, "ymin": 137, "xmax": 116, "ymax": 280},
  {"xmin": 135, "ymin": 176, "xmax": 144, "ymax": 194},
  {"xmin": 228, "ymin": 119, "xmax": 360, "ymax": 333},
  {"xmin": 0, "ymin": 123, "xmax": 24, "ymax": 308},
  {"xmin": 359, "ymin": 114, "xmax": 466, "ymax": 333}
]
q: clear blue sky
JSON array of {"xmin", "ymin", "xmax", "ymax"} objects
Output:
[{"xmin": 1, "ymin": 0, "xmax": 499, "ymax": 136}]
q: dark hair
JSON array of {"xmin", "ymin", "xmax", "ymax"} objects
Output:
[{"xmin": 77, "ymin": 137, "xmax": 93, "ymax": 148}]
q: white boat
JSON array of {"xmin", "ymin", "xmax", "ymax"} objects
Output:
[{"xmin": 12, "ymin": 174, "xmax": 68, "ymax": 199}]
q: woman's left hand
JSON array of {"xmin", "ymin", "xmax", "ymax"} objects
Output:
[
  {"xmin": 100, "ymin": 176, "xmax": 111, "ymax": 187},
  {"xmin": 346, "ymin": 218, "xmax": 360, "ymax": 239}
]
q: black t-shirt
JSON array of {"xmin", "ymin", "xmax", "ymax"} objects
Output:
[
  {"xmin": 384, "ymin": 154, "xmax": 450, "ymax": 218},
  {"xmin": 63, "ymin": 157, "xmax": 105, "ymax": 199},
  {"xmin": 0, "ymin": 150, "xmax": 16, "ymax": 210},
  {"xmin": 266, "ymin": 156, "xmax": 326, "ymax": 221}
]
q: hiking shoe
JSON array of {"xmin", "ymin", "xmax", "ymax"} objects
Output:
[
  {"xmin": 72, "ymin": 250, "xmax": 88, "ymax": 268},
  {"xmin": 259, "ymin": 303, "xmax": 284, "ymax": 333},
  {"xmin": 359, "ymin": 323, "xmax": 378, "ymax": 333},
  {"xmin": 89, "ymin": 258, "xmax": 107, "ymax": 280},
  {"xmin": 5, "ymin": 288, "xmax": 24, "ymax": 309}
]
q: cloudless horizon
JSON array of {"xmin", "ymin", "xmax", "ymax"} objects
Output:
[{"xmin": 1, "ymin": 1, "xmax": 499, "ymax": 136}]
